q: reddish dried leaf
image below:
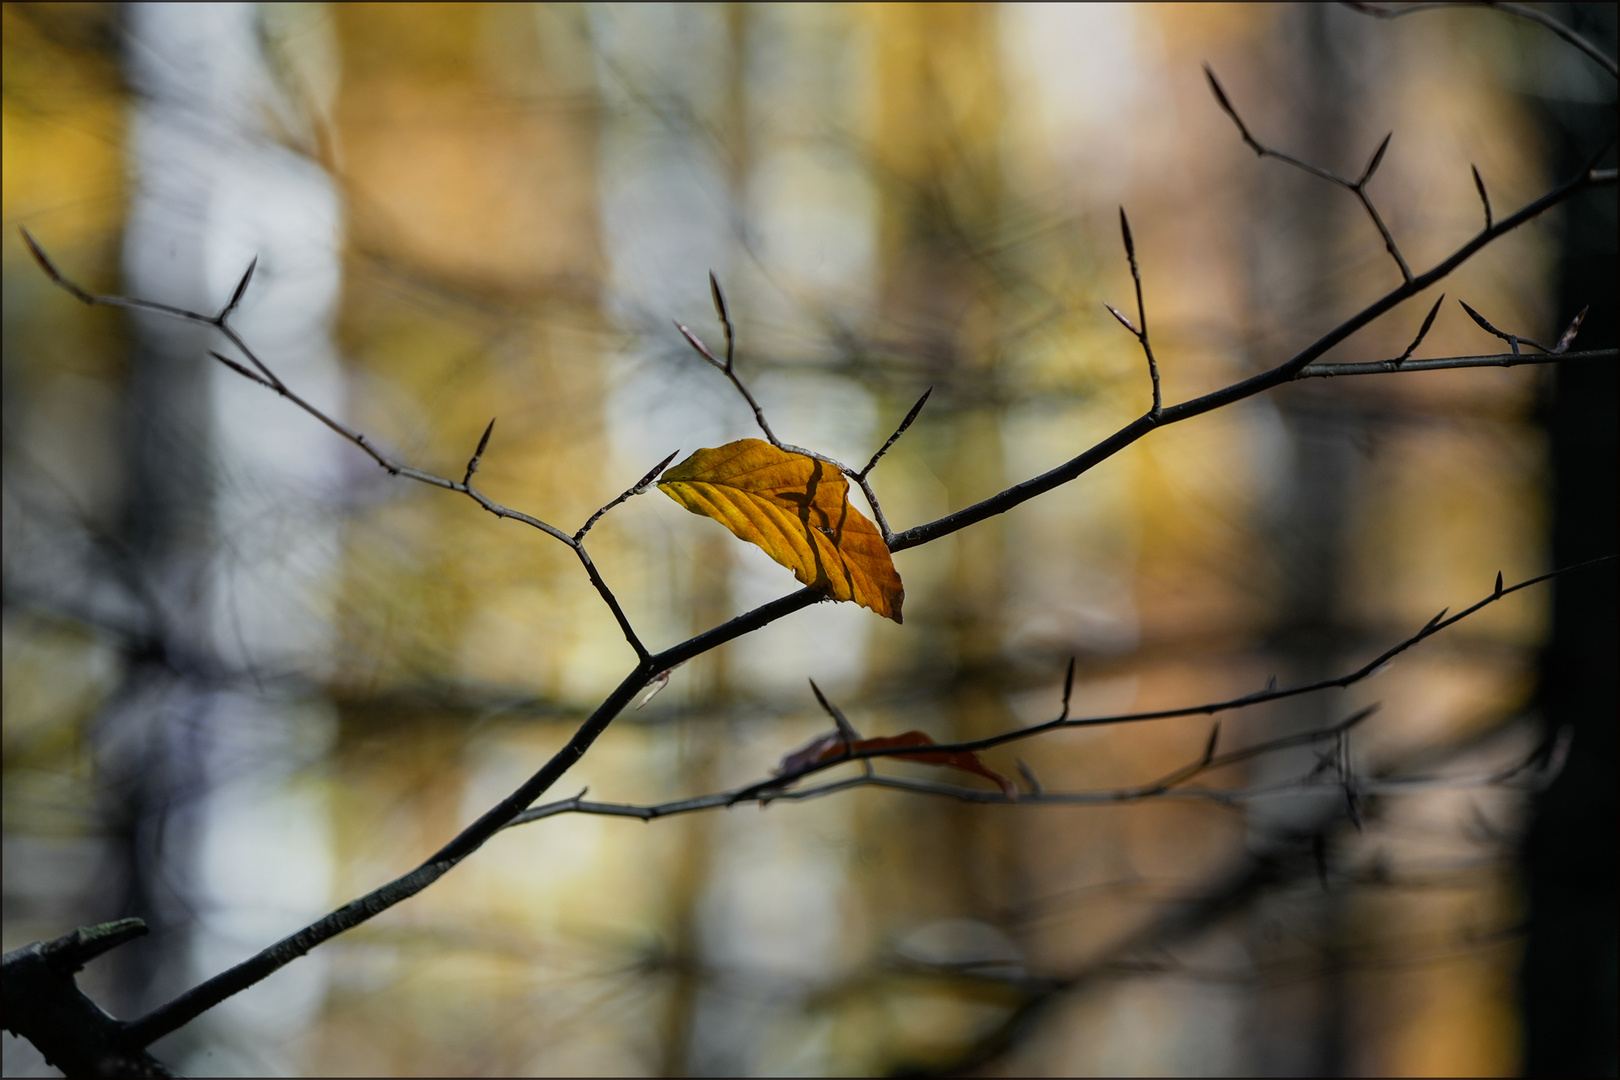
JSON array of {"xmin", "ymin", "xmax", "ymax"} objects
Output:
[
  {"xmin": 776, "ymin": 729, "xmax": 1017, "ymax": 801},
  {"xmin": 658, "ymin": 439, "xmax": 903, "ymax": 621}
]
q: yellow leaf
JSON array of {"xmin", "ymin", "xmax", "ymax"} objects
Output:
[{"xmin": 658, "ymin": 439, "xmax": 904, "ymax": 622}]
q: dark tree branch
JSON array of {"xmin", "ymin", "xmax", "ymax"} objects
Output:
[
  {"xmin": 627, "ymin": 561, "xmax": 1610, "ymax": 801},
  {"xmin": 2, "ymin": 921, "xmax": 175, "ymax": 1078},
  {"xmin": 575, "ymin": 449, "xmax": 682, "ymax": 542},
  {"xmin": 14, "ymin": 43, "xmax": 1615, "ymax": 1063},
  {"xmin": 886, "ymin": 154, "xmax": 1614, "ymax": 552},
  {"xmin": 1346, "ymin": 1, "xmax": 1619, "ymax": 80}
]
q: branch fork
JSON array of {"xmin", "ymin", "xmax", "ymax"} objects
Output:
[{"xmin": 676, "ymin": 272, "xmax": 934, "ymax": 545}]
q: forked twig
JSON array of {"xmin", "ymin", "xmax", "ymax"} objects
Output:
[
  {"xmin": 1347, "ymin": 1, "xmax": 1619, "ymax": 81},
  {"xmin": 575, "ymin": 449, "xmax": 681, "ymax": 542},
  {"xmin": 1105, "ymin": 208, "xmax": 1163, "ymax": 416},
  {"xmin": 24, "ymin": 229, "xmax": 656, "ymax": 662},
  {"xmin": 1204, "ymin": 67, "xmax": 1414, "ymax": 283},
  {"xmin": 508, "ymin": 701, "xmax": 1566, "ymax": 826},
  {"xmin": 1457, "ymin": 299, "xmax": 1589, "ymax": 357}
]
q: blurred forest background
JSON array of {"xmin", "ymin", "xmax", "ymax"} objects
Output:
[{"xmin": 3, "ymin": 3, "xmax": 1614, "ymax": 1076}]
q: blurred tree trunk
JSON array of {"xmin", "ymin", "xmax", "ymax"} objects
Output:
[
  {"xmin": 1246, "ymin": 6, "xmax": 1371, "ymax": 1074},
  {"xmin": 1523, "ymin": 4, "xmax": 1618, "ymax": 1074}
]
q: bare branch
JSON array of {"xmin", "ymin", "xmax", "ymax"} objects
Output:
[
  {"xmin": 674, "ymin": 320, "xmax": 726, "ymax": 371},
  {"xmin": 26, "ymin": 50, "xmax": 1615, "ymax": 1053},
  {"xmin": 888, "ymin": 154, "xmax": 1614, "ymax": 552},
  {"xmin": 507, "ymin": 702, "xmax": 1561, "ymax": 828},
  {"xmin": 675, "ymin": 311, "xmax": 783, "ymax": 447},
  {"xmin": 1346, "ymin": 2, "xmax": 1619, "ymax": 81},
  {"xmin": 766, "ymin": 558, "xmax": 1616, "ymax": 768},
  {"xmin": 22, "ymin": 226, "xmax": 111, "ymax": 306},
  {"xmin": 1300, "ymin": 347, "xmax": 1614, "ymax": 378},
  {"xmin": 1359, "ymin": 131, "xmax": 1392, "ymax": 186},
  {"xmin": 1104, "ymin": 302, "xmax": 1139, "ymax": 336},
  {"xmin": 575, "ymin": 449, "xmax": 681, "ymax": 542},
  {"xmin": 207, "ymin": 350, "xmax": 275, "ymax": 390},
  {"xmin": 858, "ymin": 386, "xmax": 933, "ymax": 479},
  {"xmin": 1203, "ymin": 69, "xmax": 1413, "ymax": 281},
  {"xmin": 23, "ymin": 229, "xmax": 661, "ymax": 670}
]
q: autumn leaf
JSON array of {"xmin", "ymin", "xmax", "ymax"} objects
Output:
[
  {"xmin": 658, "ymin": 439, "xmax": 904, "ymax": 622},
  {"xmin": 776, "ymin": 729, "xmax": 1018, "ymax": 801}
]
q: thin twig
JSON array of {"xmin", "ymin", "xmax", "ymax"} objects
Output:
[
  {"xmin": 1345, "ymin": 2, "xmax": 1619, "ymax": 81},
  {"xmin": 1472, "ymin": 165, "xmax": 1493, "ymax": 230},
  {"xmin": 575, "ymin": 449, "xmax": 681, "ymax": 542},
  {"xmin": 715, "ymin": 559, "xmax": 1614, "ymax": 782},
  {"xmin": 887, "ymin": 146, "xmax": 1614, "ymax": 552},
  {"xmin": 858, "ymin": 386, "xmax": 933, "ymax": 479},
  {"xmin": 25, "ymin": 228, "xmax": 653, "ymax": 662},
  {"xmin": 1300, "ymin": 347, "xmax": 1614, "ymax": 378},
  {"xmin": 1203, "ymin": 68, "xmax": 1414, "ymax": 282}
]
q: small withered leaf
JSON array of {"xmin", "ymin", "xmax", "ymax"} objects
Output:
[{"xmin": 776, "ymin": 729, "xmax": 1017, "ymax": 800}]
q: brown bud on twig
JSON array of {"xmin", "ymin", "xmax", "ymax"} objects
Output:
[
  {"xmin": 1552, "ymin": 306, "xmax": 1588, "ymax": 354},
  {"xmin": 221, "ymin": 257, "xmax": 258, "ymax": 319},
  {"xmin": 709, "ymin": 270, "xmax": 730, "ymax": 326},
  {"xmin": 674, "ymin": 320, "xmax": 725, "ymax": 370},
  {"xmin": 636, "ymin": 449, "xmax": 681, "ymax": 493},
  {"xmin": 208, "ymin": 351, "xmax": 275, "ymax": 389},
  {"xmin": 859, "ymin": 386, "xmax": 934, "ymax": 478},
  {"xmin": 1394, "ymin": 294, "xmax": 1444, "ymax": 365},
  {"xmin": 1358, "ymin": 132, "xmax": 1392, "ymax": 187},
  {"xmin": 1471, "ymin": 165, "xmax": 1493, "ymax": 230},
  {"xmin": 1104, "ymin": 302, "xmax": 1140, "ymax": 337}
]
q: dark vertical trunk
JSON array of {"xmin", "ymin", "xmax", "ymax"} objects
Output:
[
  {"xmin": 1522, "ymin": 5, "xmax": 1618, "ymax": 1075},
  {"xmin": 1248, "ymin": 6, "xmax": 1371, "ymax": 1075}
]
